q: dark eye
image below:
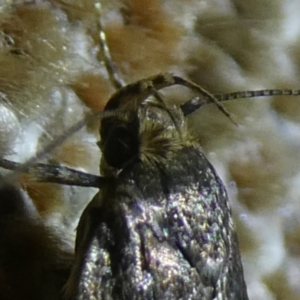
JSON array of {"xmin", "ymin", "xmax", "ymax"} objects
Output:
[{"xmin": 102, "ymin": 124, "xmax": 139, "ymax": 169}]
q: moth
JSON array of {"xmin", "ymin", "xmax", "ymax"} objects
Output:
[
  {"xmin": 1, "ymin": 72, "xmax": 253, "ymax": 299},
  {"xmin": 3, "ymin": 71, "xmax": 299, "ymax": 300},
  {"xmin": 1, "ymin": 1, "xmax": 300, "ymax": 300}
]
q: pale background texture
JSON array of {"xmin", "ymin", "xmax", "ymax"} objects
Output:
[{"xmin": 0, "ymin": 0, "xmax": 300, "ymax": 299}]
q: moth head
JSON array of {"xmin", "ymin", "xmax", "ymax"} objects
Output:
[
  {"xmin": 98, "ymin": 111, "xmax": 140, "ymax": 170},
  {"xmin": 96, "ymin": 73, "xmax": 242, "ymax": 173}
]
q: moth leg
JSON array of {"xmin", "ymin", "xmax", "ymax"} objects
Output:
[
  {"xmin": 106, "ymin": 73, "xmax": 236, "ymax": 125},
  {"xmin": 148, "ymin": 88, "xmax": 184, "ymax": 135},
  {"xmin": 153, "ymin": 74, "xmax": 237, "ymax": 125},
  {"xmin": 171, "ymin": 75, "xmax": 237, "ymax": 125},
  {"xmin": 0, "ymin": 158, "xmax": 107, "ymax": 188},
  {"xmin": 142, "ymin": 73, "xmax": 235, "ymax": 124}
]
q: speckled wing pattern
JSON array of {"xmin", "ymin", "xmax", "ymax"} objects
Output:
[{"xmin": 69, "ymin": 144, "xmax": 248, "ymax": 300}]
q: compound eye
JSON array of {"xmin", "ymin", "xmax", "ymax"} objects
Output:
[{"xmin": 103, "ymin": 125, "xmax": 139, "ymax": 169}]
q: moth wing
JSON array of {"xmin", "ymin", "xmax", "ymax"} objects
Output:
[
  {"xmin": 64, "ymin": 192, "xmax": 114, "ymax": 300},
  {"xmin": 65, "ymin": 146, "xmax": 248, "ymax": 300},
  {"xmin": 164, "ymin": 148, "xmax": 248, "ymax": 299}
]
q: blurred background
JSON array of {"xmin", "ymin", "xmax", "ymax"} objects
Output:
[{"xmin": 0, "ymin": 0, "xmax": 300, "ymax": 299}]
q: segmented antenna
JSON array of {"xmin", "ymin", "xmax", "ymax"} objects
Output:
[
  {"xmin": 94, "ymin": 1, "xmax": 234, "ymax": 124},
  {"xmin": 95, "ymin": 1, "xmax": 125, "ymax": 89},
  {"xmin": 181, "ymin": 88, "xmax": 300, "ymax": 116}
]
